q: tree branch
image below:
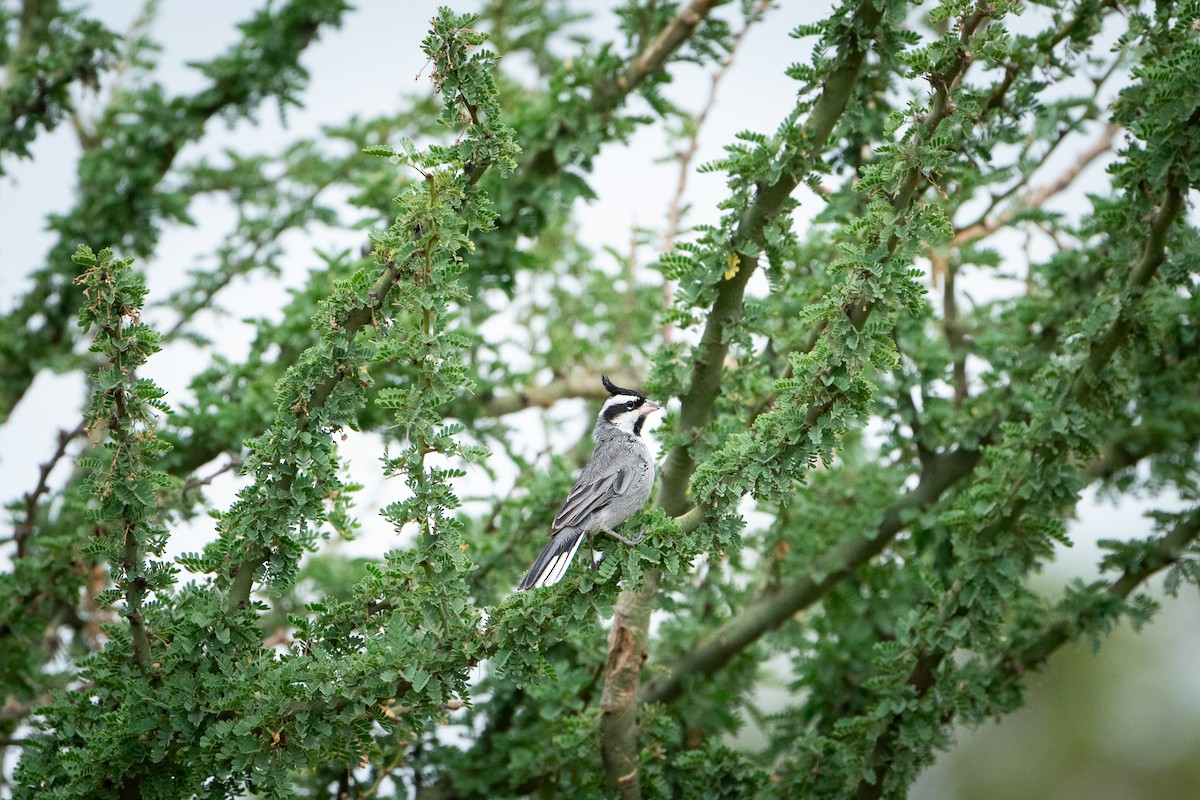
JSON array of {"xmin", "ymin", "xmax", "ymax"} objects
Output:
[
  {"xmin": 13, "ymin": 422, "xmax": 86, "ymax": 558},
  {"xmin": 660, "ymin": 1, "xmax": 768, "ymax": 342},
  {"xmin": 648, "ymin": 172, "xmax": 1187, "ymax": 713},
  {"xmin": 0, "ymin": 0, "xmax": 347, "ymax": 424},
  {"xmin": 597, "ymin": 0, "xmax": 719, "ymax": 109},
  {"xmin": 526, "ymin": 0, "xmax": 720, "ymax": 179},
  {"xmin": 1016, "ymin": 508, "xmax": 1200, "ymax": 673},
  {"xmin": 224, "ymin": 259, "xmax": 422, "ymax": 613},
  {"xmin": 599, "ymin": 2, "xmax": 889, "ymax": 794},
  {"xmin": 938, "ymin": 253, "xmax": 970, "ymax": 407},
  {"xmin": 853, "ymin": 506, "xmax": 1200, "ymax": 800},
  {"xmin": 122, "ymin": 3, "xmax": 722, "ymax": 490},
  {"xmin": 473, "ymin": 372, "xmax": 644, "ymax": 417},
  {"xmin": 641, "ymin": 445, "xmax": 981, "ymax": 707},
  {"xmin": 224, "ymin": 40, "xmax": 509, "ymax": 614},
  {"xmin": 952, "ymin": 121, "xmax": 1120, "ymax": 247},
  {"xmin": 1074, "ymin": 183, "xmax": 1185, "ymax": 399},
  {"xmin": 637, "ymin": 0, "xmax": 1157, "ymax": 715},
  {"xmin": 178, "ymin": 456, "xmax": 243, "ymax": 505},
  {"xmin": 847, "ymin": 176, "xmax": 1188, "ymax": 800}
]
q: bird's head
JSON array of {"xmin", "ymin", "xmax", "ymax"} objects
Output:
[{"xmin": 599, "ymin": 375, "xmax": 661, "ymax": 435}]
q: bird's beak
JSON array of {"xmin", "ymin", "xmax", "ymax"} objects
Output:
[{"xmin": 640, "ymin": 400, "xmax": 662, "ymax": 416}]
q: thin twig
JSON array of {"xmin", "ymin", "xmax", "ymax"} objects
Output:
[
  {"xmin": 660, "ymin": 1, "xmax": 767, "ymax": 342},
  {"xmin": 953, "ymin": 121, "xmax": 1120, "ymax": 246},
  {"xmin": 14, "ymin": 421, "xmax": 87, "ymax": 558},
  {"xmin": 614, "ymin": 221, "xmax": 639, "ymax": 363},
  {"xmin": 179, "ymin": 456, "xmax": 244, "ymax": 505}
]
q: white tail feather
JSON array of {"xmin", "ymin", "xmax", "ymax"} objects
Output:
[{"xmin": 532, "ymin": 532, "xmax": 585, "ymax": 589}]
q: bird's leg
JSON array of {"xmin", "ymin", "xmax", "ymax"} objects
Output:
[
  {"xmin": 586, "ymin": 531, "xmax": 600, "ymax": 569},
  {"xmin": 601, "ymin": 527, "xmax": 644, "ymax": 547}
]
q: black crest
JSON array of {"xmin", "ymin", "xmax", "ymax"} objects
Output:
[{"xmin": 602, "ymin": 374, "xmax": 645, "ymax": 400}]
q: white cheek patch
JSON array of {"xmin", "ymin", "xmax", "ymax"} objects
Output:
[
  {"xmin": 601, "ymin": 395, "xmax": 647, "ymax": 436},
  {"xmin": 610, "ymin": 411, "xmax": 639, "ymax": 433}
]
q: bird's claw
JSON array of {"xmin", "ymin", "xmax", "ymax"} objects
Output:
[{"xmin": 603, "ymin": 528, "xmax": 644, "ymax": 547}]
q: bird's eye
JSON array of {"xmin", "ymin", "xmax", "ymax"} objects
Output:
[{"xmin": 603, "ymin": 398, "xmax": 643, "ymax": 422}]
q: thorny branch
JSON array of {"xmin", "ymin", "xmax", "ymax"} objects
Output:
[
  {"xmin": 847, "ymin": 180, "xmax": 1187, "ymax": 800},
  {"xmin": 600, "ymin": 1, "xmax": 892, "ymax": 795},
  {"xmin": 646, "ymin": 176, "xmax": 1187, "ymax": 710}
]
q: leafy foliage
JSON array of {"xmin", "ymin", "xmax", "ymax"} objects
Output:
[{"xmin": 2, "ymin": 1, "xmax": 1200, "ymax": 798}]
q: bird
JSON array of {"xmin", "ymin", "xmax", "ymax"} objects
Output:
[{"xmin": 518, "ymin": 375, "xmax": 662, "ymax": 590}]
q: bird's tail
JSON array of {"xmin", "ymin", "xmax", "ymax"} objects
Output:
[{"xmin": 518, "ymin": 528, "xmax": 587, "ymax": 590}]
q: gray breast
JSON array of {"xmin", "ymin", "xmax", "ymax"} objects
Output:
[{"xmin": 586, "ymin": 432, "xmax": 655, "ymax": 530}]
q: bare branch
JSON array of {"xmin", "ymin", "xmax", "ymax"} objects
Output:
[
  {"xmin": 474, "ymin": 372, "xmax": 644, "ymax": 418},
  {"xmin": 952, "ymin": 122, "xmax": 1120, "ymax": 247},
  {"xmin": 594, "ymin": 0, "xmax": 721, "ymax": 112},
  {"xmin": 179, "ymin": 456, "xmax": 243, "ymax": 505},
  {"xmin": 13, "ymin": 421, "xmax": 86, "ymax": 558}
]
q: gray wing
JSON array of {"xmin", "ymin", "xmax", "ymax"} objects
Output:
[
  {"xmin": 549, "ymin": 467, "xmax": 633, "ymax": 535},
  {"xmin": 517, "ymin": 466, "xmax": 633, "ymax": 591}
]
